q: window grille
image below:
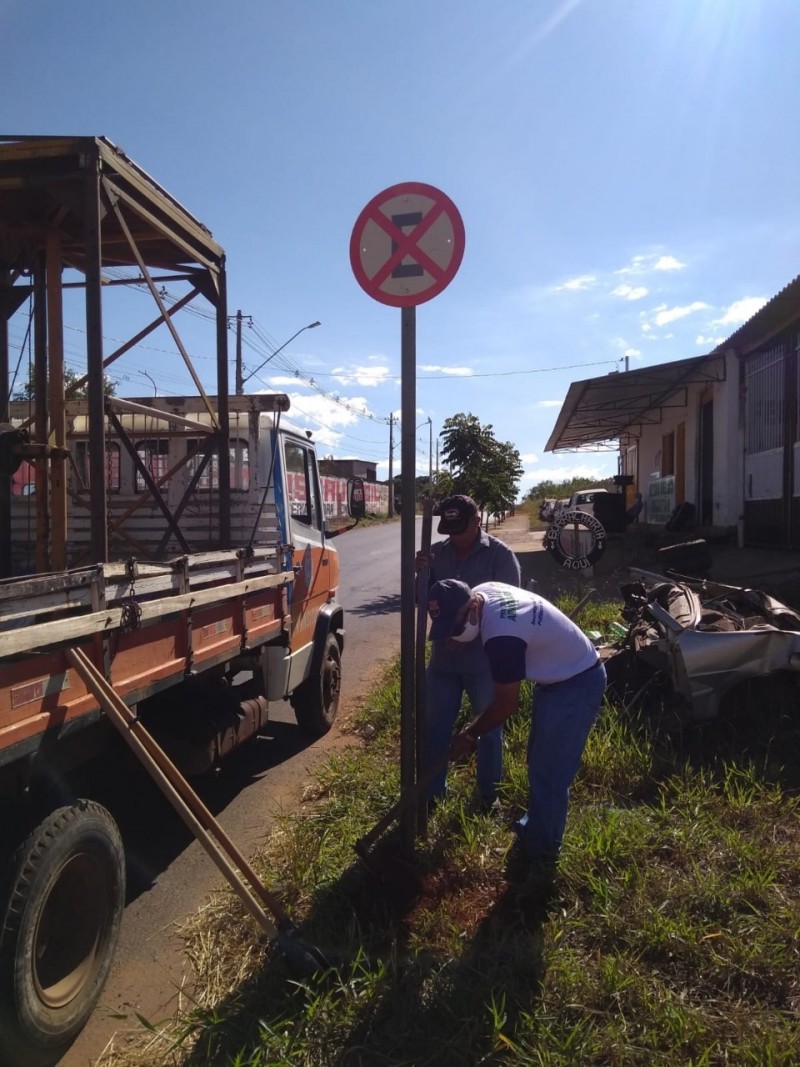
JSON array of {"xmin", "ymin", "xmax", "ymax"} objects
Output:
[{"xmin": 745, "ymin": 345, "xmax": 784, "ymax": 454}]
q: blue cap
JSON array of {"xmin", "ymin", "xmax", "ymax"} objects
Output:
[{"xmin": 428, "ymin": 579, "xmax": 472, "ymax": 640}]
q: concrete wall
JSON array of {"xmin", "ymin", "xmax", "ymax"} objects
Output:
[{"xmin": 625, "ymin": 351, "xmax": 740, "ymax": 527}]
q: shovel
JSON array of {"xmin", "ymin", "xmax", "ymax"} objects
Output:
[{"xmin": 67, "ymin": 647, "xmax": 331, "ymax": 976}]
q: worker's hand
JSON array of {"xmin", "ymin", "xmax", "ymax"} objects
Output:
[
  {"xmin": 450, "ymin": 729, "xmax": 476, "ymax": 763},
  {"xmin": 415, "ymin": 550, "xmax": 433, "ymax": 573}
]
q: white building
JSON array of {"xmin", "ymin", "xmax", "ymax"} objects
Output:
[{"xmin": 545, "ymin": 274, "xmax": 800, "ymax": 550}]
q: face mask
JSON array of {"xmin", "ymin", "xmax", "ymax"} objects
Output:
[{"xmin": 452, "ymin": 616, "xmax": 481, "ymax": 644}]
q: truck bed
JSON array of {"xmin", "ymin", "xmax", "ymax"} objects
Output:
[{"xmin": 0, "ymin": 548, "xmax": 293, "ymax": 769}]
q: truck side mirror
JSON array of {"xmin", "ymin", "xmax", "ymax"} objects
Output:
[{"xmin": 347, "ymin": 477, "xmax": 366, "ymax": 519}]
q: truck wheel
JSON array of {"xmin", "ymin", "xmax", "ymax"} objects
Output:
[
  {"xmin": 291, "ymin": 632, "xmax": 341, "ymax": 736},
  {"xmin": 0, "ymin": 801, "xmax": 125, "ymax": 1067}
]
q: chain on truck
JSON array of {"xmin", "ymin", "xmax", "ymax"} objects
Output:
[{"xmin": 0, "ymin": 135, "xmax": 362, "ymax": 1066}]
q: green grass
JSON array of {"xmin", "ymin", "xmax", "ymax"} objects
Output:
[{"xmin": 104, "ymin": 608, "xmax": 800, "ymax": 1067}]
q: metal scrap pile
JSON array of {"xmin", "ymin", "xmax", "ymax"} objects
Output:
[{"xmin": 604, "ymin": 569, "xmax": 800, "ymax": 724}]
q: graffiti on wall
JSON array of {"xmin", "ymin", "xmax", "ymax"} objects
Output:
[{"xmin": 285, "ymin": 472, "xmax": 389, "ymax": 518}]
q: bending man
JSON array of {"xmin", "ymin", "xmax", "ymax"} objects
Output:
[{"xmin": 428, "ymin": 578, "xmax": 606, "ymax": 883}]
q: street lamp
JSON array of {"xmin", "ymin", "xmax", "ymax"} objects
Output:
[{"xmin": 240, "ymin": 321, "xmax": 321, "ymax": 389}]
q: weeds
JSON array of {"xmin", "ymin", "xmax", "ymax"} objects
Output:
[{"xmin": 102, "ymin": 604, "xmax": 800, "ymax": 1067}]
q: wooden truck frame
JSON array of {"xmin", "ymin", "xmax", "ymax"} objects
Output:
[{"xmin": 0, "ymin": 135, "xmax": 350, "ymax": 1065}]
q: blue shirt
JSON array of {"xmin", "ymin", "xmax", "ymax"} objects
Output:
[{"xmin": 427, "ymin": 530, "xmax": 521, "ymax": 673}]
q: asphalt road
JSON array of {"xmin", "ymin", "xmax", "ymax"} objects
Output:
[{"xmin": 61, "ymin": 517, "xmax": 406, "ymax": 1067}]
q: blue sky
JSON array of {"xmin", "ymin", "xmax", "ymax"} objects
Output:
[{"xmin": 4, "ymin": 0, "xmax": 800, "ymax": 496}]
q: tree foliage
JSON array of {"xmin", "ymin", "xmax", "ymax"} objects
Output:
[
  {"xmin": 439, "ymin": 412, "xmax": 523, "ymax": 514},
  {"xmin": 523, "ymin": 475, "xmax": 617, "ymax": 502},
  {"xmin": 12, "ymin": 365, "xmax": 117, "ymax": 401}
]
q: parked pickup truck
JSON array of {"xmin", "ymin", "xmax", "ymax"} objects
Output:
[{"xmin": 567, "ymin": 487, "xmax": 609, "ymax": 516}]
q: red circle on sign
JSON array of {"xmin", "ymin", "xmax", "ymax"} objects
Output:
[{"xmin": 349, "ymin": 182, "xmax": 465, "ymax": 307}]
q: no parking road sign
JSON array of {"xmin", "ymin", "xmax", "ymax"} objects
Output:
[{"xmin": 349, "ymin": 182, "xmax": 465, "ymax": 307}]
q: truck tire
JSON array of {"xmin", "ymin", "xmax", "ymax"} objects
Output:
[
  {"xmin": 0, "ymin": 801, "xmax": 125, "ymax": 1067},
  {"xmin": 291, "ymin": 632, "xmax": 341, "ymax": 736}
]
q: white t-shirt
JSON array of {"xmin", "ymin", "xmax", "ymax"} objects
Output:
[{"xmin": 473, "ymin": 582, "xmax": 599, "ymax": 686}]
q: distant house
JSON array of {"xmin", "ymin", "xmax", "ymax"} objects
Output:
[
  {"xmin": 545, "ymin": 274, "xmax": 800, "ymax": 550},
  {"xmin": 318, "ymin": 458, "xmax": 378, "ymax": 483}
]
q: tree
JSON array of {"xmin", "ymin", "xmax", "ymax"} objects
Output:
[
  {"xmin": 523, "ymin": 475, "xmax": 615, "ymax": 503},
  {"xmin": 12, "ymin": 365, "xmax": 117, "ymax": 401},
  {"xmin": 439, "ymin": 413, "xmax": 523, "ymax": 515}
]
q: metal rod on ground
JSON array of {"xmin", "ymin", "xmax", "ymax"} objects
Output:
[
  {"xmin": 354, "ymin": 752, "xmax": 452, "ymax": 863},
  {"xmin": 67, "ymin": 647, "xmax": 330, "ymax": 973},
  {"xmin": 569, "ymin": 587, "xmax": 597, "ymax": 619}
]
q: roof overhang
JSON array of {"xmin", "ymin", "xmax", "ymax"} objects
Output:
[
  {"xmin": 710, "ymin": 274, "xmax": 800, "ymax": 356},
  {"xmin": 545, "ymin": 353, "xmax": 726, "ymax": 452}
]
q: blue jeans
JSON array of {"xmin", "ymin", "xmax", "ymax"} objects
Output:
[
  {"xmin": 425, "ymin": 666, "xmax": 500, "ymax": 802},
  {"xmin": 520, "ymin": 660, "xmax": 606, "ymax": 862}
]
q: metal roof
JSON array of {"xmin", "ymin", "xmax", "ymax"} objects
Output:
[
  {"xmin": 0, "ymin": 135, "xmax": 225, "ymax": 277},
  {"xmin": 545, "ymin": 272, "xmax": 800, "ymax": 454},
  {"xmin": 544, "ymin": 353, "xmax": 725, "ymax": 452},
  {"xmin": 710, "ymin": 273, "xmax": 800, "ymax": 356}
]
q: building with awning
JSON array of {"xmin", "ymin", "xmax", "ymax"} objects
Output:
[{"xmin": 545, "ymin": 274, "xmax": 800, "ymax": 549}]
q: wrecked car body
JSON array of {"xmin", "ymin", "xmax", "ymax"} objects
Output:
[{"xmin": 605, "ymin": 569, "xmax": 800, "ymax": 723}]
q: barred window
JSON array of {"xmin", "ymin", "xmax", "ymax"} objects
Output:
[
  {"xmin": 135, "ymin": 439, "xmax": 170, "ymax": 492},
  {"xmin": 186, "ymin": 439, "xmax": 249, "ymax": 491},
  {"xmin": 745, "ymin": 346, "xmax": 784, "ymax": 455}
]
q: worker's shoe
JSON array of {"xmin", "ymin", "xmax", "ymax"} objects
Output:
[
  {"xmin": 503, "ymin": 839, "xmax": 531, "ymax": 883},
  {"xmin": 515, "ymin": 858, "xmax": 558, "ymax": 908},
  {"xmin": 475, "ymin": 794, "xmax": 504, "ymax": 817}
]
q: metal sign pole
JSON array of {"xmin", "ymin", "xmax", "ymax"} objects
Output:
[
  {"xmin": 399, "ymin": 303, "xmax": 417, "ymax": 855},
  {"xmin": 349, "ymin": 181, "xmax": 464, "ymax": 857},
  {"xmin": 415, "ymin": 496, "xmax": 433, "ymax": 838}
]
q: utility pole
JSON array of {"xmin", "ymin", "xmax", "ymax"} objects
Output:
[
  {"xmin": 229, "ymin": 309, "xmax": 252, "ymax": 395},
  {"xmin": 427, "ymin": 416, "xmax": 433, "ymax": 488},
  {"xmin": 387, "ymin": 413, "xmax": 394, "ymax": 517}
]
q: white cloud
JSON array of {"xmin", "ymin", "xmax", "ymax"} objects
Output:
[
  {"xmin": 616, "ymin": 252, "xmax": 685, "ymax": 275},
  {"xmin": 653, "ymin": 255, "xmax": 686, "ymax": 271},
  {"xmin": 275, "ymin": 390, "xmax": 372, "ymax": 431},
  {"xmin": 653, "ymin": 301, "xmax": 710, "ymax": 327},
  {"xmin": 537, "ymin": 399, "xmax": 562, "ymax": 408},
  {"xmin": 615, "ymin": 255, "xmax": 648, "ymax": 276},
  {"xmin": 309, "ymin": 427, "xmax": 345, "ymax": 451},
  {"xmin": 695, "ymin": 334, "xmax": 724, "ymax": 347},
  {"xmin": 520, "ymin": 452, "xmax": 538, "ymax": 464},
  {"xmin": 330, "ymin": 363, "xmax": 392, "ymax": 387},
  {"xmin": 612, "ymin": 284, "xmax": 648, "ymax": 301},
  {"xmin": 556, "ymin": 274, "xmax": 596, "ymax": 291},
  {"xmin": 713, "ymin": 296, "xmax": 768, "ymax": 327},
  {"xmin": 623, "ymin": 347, "xmax": 641, "ymax": 359},
  {"xmin": 418, "ymin": 365, "xmax": 475, "ymax": 376}
]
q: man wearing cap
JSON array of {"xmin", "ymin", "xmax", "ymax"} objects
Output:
[
  {"xmin": 428, "ymin": 578, "xmax": 606, "ymax": 891},
  {"xmin": 417, "ymin": 495, "xmax": 521, "ymax": 811}
]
